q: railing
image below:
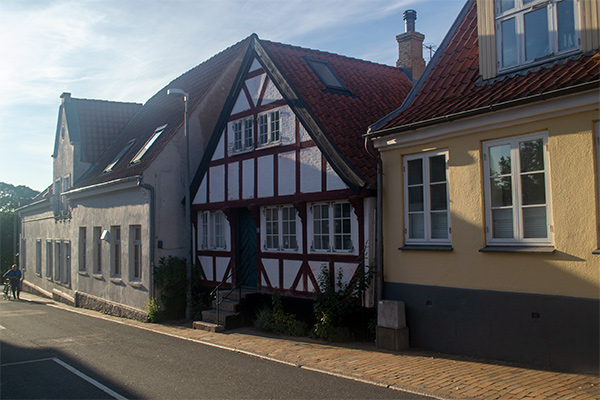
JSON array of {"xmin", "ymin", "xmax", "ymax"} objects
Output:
[{"xmin": 209, "ymin": 265, "xmax": 254, "ymax": 327}]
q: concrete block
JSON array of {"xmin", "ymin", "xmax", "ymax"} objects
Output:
[
  {"xmin": 376, "ymin": 326, "xmax": 409, "ymax": 351},
  {"xmin": 377, "ymin": 300, "xmax": 406, "ymax": 329}
]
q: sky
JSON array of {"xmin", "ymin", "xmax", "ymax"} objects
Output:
[{"xmin": 0, "ymin": 0, "xmax": 466, "ymax": 192}]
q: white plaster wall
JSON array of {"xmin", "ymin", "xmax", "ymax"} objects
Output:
[
  {"xmin": 246, "ymin": 74, "xmax": 265, "ymax": 107},
  {"xmin": 334, "ymin": 262, "xmax": 358, "ymax": 287},
  {"xmin": 213, "ymin": 131, "xmax": 225, "ymax": 160},
  {"xmin": 228, "ymin": 162, "xmax": 240, "ymax": 201},
  {"xmin": 215, "ymin": 257, "xmax": 231, "ymax": 283},
  {"xmin": 231, "ymin": 92, "xmax": 251, "ymax": 115},
  {"xmin": 249, "ymin": 58, "xmax": 262, "ymax": 72},
  {"xmin": 326, "ymin": 161, "xmax": 347, "ymax": 191},
  {"xmin": 283, "ymin": 260, "xmax": 302, "ymax": 290},
  {"xmin": 262, "ymin": 258, "xmax": 279, "ymax": 289},
  {"xmin": 280, "ymin": 106, "xmax": 296, "ymax": 146},
  {"xmin": 300, "ymin": 123, "xmax": 311, "ymax": 142},
  {"xmin": 262, "ymin": 79, "xmax": 283, "ymax": 105},
  {"xmin": 209, "ymin": 165, "xmax": 225, "ymax": 203},
  {"xmin": 307, "ymin": 261, "xmax": 329, "ymax": 293},
  {"xmin": 257, "ymin": 155, "xmax": 274, "ymax": 198},
  {"xmin": 278, "ymin": 151, "xmax": 296, "ymax": 196},
  {"xmin": 300, "ymin": 147, "xmax": 321, "ymax": 193},
  {"xmin": 199, "ymin": 255, "xmax": 213, "ymax": 281},
  {"xmin": 242, "ymin": 159, "xmax": 254, "ymax": 199},
  {"xmin": 194, "ymin": 177, "xmax": 207, "ymax": 205}
]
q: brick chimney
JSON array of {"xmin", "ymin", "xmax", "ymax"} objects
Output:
[{"xmin": 396, "ymin": 10, "xmax": 425, "ymax": 83}]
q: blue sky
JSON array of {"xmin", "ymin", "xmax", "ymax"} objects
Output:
[{"xmin": 0, "ymin": 0, "xmax": 466, "ymax": 191}]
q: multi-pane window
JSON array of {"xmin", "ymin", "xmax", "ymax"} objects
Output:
[
  {"xmin": 496, "ymin": 0, "xmax": 578, "ymax": 71},
  {"xmin": 46, "ymin": 240, "xmax": 53, "ymax": 278},
  {"xmin": 232, "ymin": 117, "xmax": 253, "ymax": 153},
  {"xmin": 404, "ymin": 151, "xmax": 451, "ymax": 244},
  {"xmin": 263, "ymin": 206, "xmax": 298, "ymax": 251},
  {"xmin": 311, "ymin": 202, "xmax": 354, "ymax": 252},
  {"xmin": 36, "ymin": 239, "xmax": 42, "ymax": 275},
  {"xmin": 111, "ymin": 226, "xmax": 121, "ymax": 276},
  {"xmin": 131, "ymin": 225, "xmax": 142, "ymax": 279},
  {"xmin": 54, "ymin": 241, "xmax": 61, "ymax": 282},
  {"xmin": 483, "ymin": 132, "xmax": 552, "ymax": 245},
  {"xmin": 199, "ymin": 211, "xmax": 228, "ymax": 250},
  {"xmin": 79, "ymin": 227, "xmax": 86, "ymax": 271},
  {"xmin": 265, "ymin": 207, "xmax": 279, "ymax": 249},
  {"xmin": 93, "ymin": 227, "xmax": 102, "ymax": 274},
  {"xmin": 212, "ymin": 212, "xmax": 226, "ymax": 249},
  {"xmin": 257, "ymin": 110, "xmax": 281, "ymax": 147}
]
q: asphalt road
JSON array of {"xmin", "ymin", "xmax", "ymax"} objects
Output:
[{"xmin": 0, "ymin": 295, "xmax": 432, "ymax": 399}]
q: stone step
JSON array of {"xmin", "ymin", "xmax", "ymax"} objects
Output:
[
  {"xmin": 201, "ymin": 309, "xmax": 244, "ymax": 329},
  {"xmin": 192, "ymin": 320, "xmax": 224, "ymax": 333},
  {"xmin": 217, "ymin": 288, "xmax": 256, "ymax": 302},
  {"xmin": 212, "ymin": 298, "xmax": 239, "ymax": 313}
]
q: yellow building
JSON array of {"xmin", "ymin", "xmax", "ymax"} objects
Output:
[{"xmin": 367, "ymin": 0, "xmax": 599, "ymax": 373}]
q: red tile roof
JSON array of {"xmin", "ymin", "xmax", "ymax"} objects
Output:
[
  {"xmin": 54, "ymin": 95, "xmax": 142, "ymax": 164},
  {"xmin": 370, "ymin": 1, "xmax": 600, "ymax": 136},
  {"xmin": 259, "ymin": 39, "xmax": 412, "ymax": 185},
  {"xmin": 75, "ymin": 36, "xmax": 251, "ymax": 188}
]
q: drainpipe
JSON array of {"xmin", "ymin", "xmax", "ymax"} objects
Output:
[
  {"xmin": 137, "ymin": 178, "xmax": 155, "ymax": 301},
  {"xmin": 376, "ymin": 158, "xmax": 384, "ymax": 302}
]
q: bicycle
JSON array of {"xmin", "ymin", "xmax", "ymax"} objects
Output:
[{"xmin": 2, "ymin": 277, "xmax": 12, "ymax": 300}]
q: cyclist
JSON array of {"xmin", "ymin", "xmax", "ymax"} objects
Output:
[{"xmin": 3, "ymin": 264, "xmax": 22, "ymax": 300}]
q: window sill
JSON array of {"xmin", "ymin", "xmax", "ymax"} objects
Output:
[
  {"xmin": 78, "ymin": 271, "xmax": 89, "ymax": 277},
  {"xmin": 129, "ymin": 281, "xmax": 144, "ymax": 289},
  {"xmin": 479, "ymin": 246, "xmax": 555, "ymax": 254},
  {"xmin": 593, "ymin": 249, "xmax": 600, "ymax": 255},
  {"xmin": 110, "ymin": 277, "xmax": 124, "ymax": 285},
  {"xmin": 92, "ymin": 274, "xmax": 105, "ymax": 280},
  {"xmin": 399, "ymin": 245, "xmax": 453, "ymax": 251}
]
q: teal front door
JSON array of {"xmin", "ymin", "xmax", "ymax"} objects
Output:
[{"xmin": 237, "ymin": 208, "xmax": 257, "ymax": 289}]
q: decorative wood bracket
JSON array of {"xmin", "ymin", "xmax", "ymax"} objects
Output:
[{"xmin": 292, "ymin": 201, "xmax": 307, "ymax": 224}]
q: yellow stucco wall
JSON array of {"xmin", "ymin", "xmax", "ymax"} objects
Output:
[{"xmin": 381, "ymin": 109, "xmax": 600, "ymax": 299}]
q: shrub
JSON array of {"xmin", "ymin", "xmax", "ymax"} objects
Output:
[
  {"xmin": 154, "ymin": 256, "xmax": 187, "ymax": 319},
  {"xmin": 145, "ymin": 298, "xmax": 161, "ymax": 323},
  {"xmin": 312, "ymin": 262, "xmax": 373, "ymax": 342},
  {"xmin": 253, "ymin": 291, "xmax": 309, "ymax": 337}
]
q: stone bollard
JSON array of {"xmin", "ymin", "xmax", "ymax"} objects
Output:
[{"xmin": 376, "ymin": 300, "xmax": 409, "ymax": 351}]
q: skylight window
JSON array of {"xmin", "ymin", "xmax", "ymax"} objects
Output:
[
  {"xmin": 130, "ymin": 124, "xmax": 167, "ymax": 165},
  {"xmin": 305, "ymin": 58, "xmax": 348, "ymax": 91},
  {"xmin": 104, "ymin": 139, "xmax": 136, "ymax": 173}
]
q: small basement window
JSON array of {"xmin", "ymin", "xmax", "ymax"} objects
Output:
[
  {"xmin": 130, "ymin": 124, "xmax": 168, "ymax": 165},
  {"xmin": 305, "ymin": 58, "xmax": 348, "ymax": 91}
]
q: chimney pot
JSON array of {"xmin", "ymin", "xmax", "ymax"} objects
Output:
[{"xmin": 403, "ymin": 9, "xmax": 417, "ymax": 32}]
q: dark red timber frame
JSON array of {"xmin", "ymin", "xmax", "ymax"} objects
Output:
[{"xmin": 192, "ymin": 65, "xmax": 371, "ymax": 298}]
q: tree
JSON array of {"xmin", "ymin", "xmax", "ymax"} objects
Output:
[{"xmin": 0, "ymin": 182, "xmax": 39, "ymax": 274}]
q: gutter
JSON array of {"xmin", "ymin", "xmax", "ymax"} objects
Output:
[
  {"xmin": 137, "ymin": 178, "xmax": 155, "ymax": 301},
  {"xmin": 365, "ymin": 80, "xmax": 600, "ymax": 140}
]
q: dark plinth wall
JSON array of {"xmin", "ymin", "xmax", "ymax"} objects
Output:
[{"xmin": 384, "ymin": 282, "xmax": 599, "ymax": 374}]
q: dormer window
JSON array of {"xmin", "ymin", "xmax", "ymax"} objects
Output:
[
  {"xmin": 104, "ymin": 139, "xmax": 136, "ymax": 173},
  {"xmin": 496, "ymin": 0, "xmax": 578, "ymax": 71},
  {"xmin": 305, "ymin": 58, "xmax": 348, "ymax": 92},
  {"xmin": 130, "ymin": 124, "xmax": 167, "ymax": 165}
]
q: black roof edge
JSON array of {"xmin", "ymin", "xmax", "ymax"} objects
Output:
[{"xmin": 366, "ymin": 0, "xmax": 473, "ymax": 136}]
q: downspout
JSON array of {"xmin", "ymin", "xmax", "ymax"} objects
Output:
[
  {"xmin": 137, "ymin": 178, "xmax": 155, "ymax": 301},
  {"xmin": 364, "ymin": 135, "xmax": 384, "ymax": 303}
]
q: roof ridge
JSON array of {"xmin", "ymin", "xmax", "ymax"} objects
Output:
[
  {"xmin": 68, "ymin": 97, "xmax": 143, "ymax": 106},
  {"xmin": 257, "ymin": 36, "xmax": 401, "ymax": 71}
]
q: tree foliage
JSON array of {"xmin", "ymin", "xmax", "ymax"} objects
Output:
[{"xmin": 0, "ymin": 182, "xmax": 39, "ymax": 212}]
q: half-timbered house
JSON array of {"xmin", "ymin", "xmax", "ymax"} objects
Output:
[{"xmin": 191, "ymin": 35, "xmax": 412, "ymax": 304}]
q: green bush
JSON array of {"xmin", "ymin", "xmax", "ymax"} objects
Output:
[
  {"xmin": 312, "ymin": 262, "xmax": 373, "ymax": 342},
  {"xmin": 253, "ymin": 291, "xmax": 308, "ymax": 337},
  {"xmin": 154, "ymin": 256, "xmax": 187, "ymax": 319},
  {"xmin": 145, "ymin": 298, "xmax": 161, "ymax": 323}
]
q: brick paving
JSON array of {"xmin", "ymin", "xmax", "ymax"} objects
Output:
[{"xmin": 25, "ymin": 293, "xmax": 600, "ymax": 400}]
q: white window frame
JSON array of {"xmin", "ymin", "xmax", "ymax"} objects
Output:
[
  {"xmin": 130, "ymin": 124, "xmax": 167, "ymax": 164},
  {"xmin": 309, "ymin": 202, "xmax": 355, "ymax": 253},
  {"xmin": 495, "ymin": 0, "xmax": 580, "ymax": 72},
  {"xmin": 261, "ymin": 205, "xmax": 299, "ymax": 252},
  {"xmin": 231, "ymin": 117, "xmax": 254, "ymax": 153},
  {"xmin": 483, "ymin": 131, "xmax": 553, "ymax": 246},
  {"xmin": 257, "ymin": 110, "xmax": 281, "ymax": 148},
  {"xmin": 130, "ymin": 225, "xmax": 142, "ymax": 280},
  {"xmin": 198, "ymin": 211, "xmax": 228, "ymax": 250},
  {"xmin": 36, "ymin": 239, "xmax": 42, "ymax": 275},
  {"xmin": 45, "ymin": 240, "xmax": 53, "ymax": 279},
  {"xmin": 403, "ymin": 150, "xmax": 451, "ymax": 245},
  {"xmin": 93, "ymin": 227, "xmax": 102, "ymax": 274},
  {"xmin": 111, "ymin": 226, "xmax": 121, "ymax": 277},
  {"xmin": 79, "ymin": 227, "xmax": 86, "ymax": 271}
]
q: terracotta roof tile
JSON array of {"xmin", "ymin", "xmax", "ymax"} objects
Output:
[
  {"xmin": 260, "ymin": 39, "xmax": 412, "ymax": 185},
  {"xmin": 372, "ymin": 1, "xmax": 600, "ymax": 135}
]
